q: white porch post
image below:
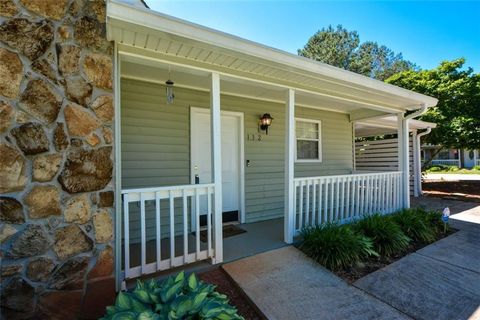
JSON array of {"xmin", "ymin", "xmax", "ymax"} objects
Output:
[
  {"xmin": 210, "ymin": 72, "xmax": 223, "ymax": 263},
  {"xmin": 352, "ymin": 123, "xmax": 356, "ymax": 172},
  {"xmin": 397, "ymin": 113, "xmax": 410, "ymax": 208},
  {"xmin": 284, "ymin": 88, "xmax": 295, "ymax": 244}
]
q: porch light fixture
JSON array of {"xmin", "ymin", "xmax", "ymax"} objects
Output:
[
  {"xmin": 259, "ymin": 113, "xmax": 273, "ymax": 135},
  {"xmin": 165, "ymin": 67, "xmax": 175, "ymax": 104}
]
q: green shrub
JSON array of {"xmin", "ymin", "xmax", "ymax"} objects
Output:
[
  {"xmin": 473, "ymin": 165, "xmax": 480, "ymax": 171},
  {"xmin": 448, "ymin": 165, "xmax": 460, "ymax": 172},
  {"xmin": 426, "ymin": 165, "xmax": 443, "ymax": 172},
  {"xmin": 299, "ymin": 223, "xmax": 378, "ymax": 271},
  {"xmin": 353, "ymin": 214, "xmax": 411, "ymax": 257},
  {"xmin": 421, "ymin": 208, "xmax": 449, "ymax": 235},
  {"xmin": 391, "ymin": 209, "xmax": 436, "ymax": 243},
  {"xmin": 102, "ymin": 272, "xmax": 244, "ymax": 320}
]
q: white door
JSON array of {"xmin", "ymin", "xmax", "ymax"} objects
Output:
[{"xmin": 191, "ymin": 109, "xmax": 240, "ymax": 218}]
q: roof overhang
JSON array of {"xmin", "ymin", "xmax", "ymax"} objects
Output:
[
  {"xmin": 107, "ymin": 1, "xmax": 438, "ymax": 114},
  {"xmin": 355, "ymin": 115, "xmax": 437, "ymax": 137}
]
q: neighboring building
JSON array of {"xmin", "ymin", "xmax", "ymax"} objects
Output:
[
  {"xmin": 422, "ymin": 145, "xmax": 480, "ymax": 168},
  {"xmin": 0, "ymin": 1, "xmax": 438, "ymax": 318}
]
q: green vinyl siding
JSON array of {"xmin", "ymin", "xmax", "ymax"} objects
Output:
[
  {"xmin": 294, "ymin": 106, "xmax": 353, "ymax": 177},
  {"xmin": 121, "ymin": 78, "xmax": 353, "ymax": 242}
]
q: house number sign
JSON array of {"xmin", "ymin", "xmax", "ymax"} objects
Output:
[{"xmin": 247, "ymin": 133, "xmax": 263, "ymax": 141}]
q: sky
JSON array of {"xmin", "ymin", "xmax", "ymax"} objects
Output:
[{"xmin": 145, "ymin": 1, "xmax": 480, "ymax": 72}]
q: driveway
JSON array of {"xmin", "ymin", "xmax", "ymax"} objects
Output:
[{"xmin": 223, "ymin": 197, "xmax": 480, "ymax": 320}]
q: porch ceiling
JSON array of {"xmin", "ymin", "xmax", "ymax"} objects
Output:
[
  {"xmin": 108, "ymin": 0, "xmax": 438, "ymax": 114},
  {"xmin": 121, "ymin": 57, "xmax": 370, "ymax": 113},
  {"xmin": 355, "ymin": 116, "xmax": 437, "ymax": 137}
]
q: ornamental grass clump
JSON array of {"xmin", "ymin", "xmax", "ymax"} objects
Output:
[
  {"xmin": 101, "ymin": 271, "xmax": 244, "ymax": 320},
  {"xmin": 391, "ymin": 208, "xmax": 436, "ymax": 243},
  {"xmin": 353, "ymin": 214, "xmax": 410, "ymax": 257},
  {"xmin": 300, "ymin": 223, "xmax": 378, "ymax": 271},
  {"xmin": 421, "ymin": 208, "xmax": 449, "ymax": 236}
]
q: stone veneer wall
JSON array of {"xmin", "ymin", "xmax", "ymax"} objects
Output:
[{"xmin": 0, "ymin": 0, "xmax": 116, "ymax": 318}]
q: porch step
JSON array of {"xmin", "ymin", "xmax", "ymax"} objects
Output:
[{"xmin": 222, "ymin": 246, "xmax": 409, "ymax": 320}]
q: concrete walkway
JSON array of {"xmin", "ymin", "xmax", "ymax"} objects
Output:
[
  {"xmin": 223, "ymin": 198, "xmax": 480, "ymax": 320},
  {"xmin": 356, "ymin": 198, "xmax": 480, "ymax": 320},
  {"xmin": 223, "ymin": 246, "xmax": 409, "ymax": 320}
]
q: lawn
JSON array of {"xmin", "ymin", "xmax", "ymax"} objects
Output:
[{"xmin": 424, "ymin": 165, "xmax": 480, "ymax": 174}]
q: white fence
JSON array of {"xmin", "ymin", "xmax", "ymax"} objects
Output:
[
  {"xmin": 430, "ymin": 159, "xmax": 460, "ymax": 167},
  {"xmin": 121, "ymin": 184, "xmax": 215, "ymax": 282},
  {"xmin": 293, "ymin": 172, "xmax": 403, "ymax": 235},
  {"xmin": 355, "ymin": 138, "xmax": 414, "ymax": 195}
]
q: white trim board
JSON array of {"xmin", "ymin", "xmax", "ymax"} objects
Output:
[{"xmin": 113, "ymin": 43, "xmax": 123, "ymax": 291}]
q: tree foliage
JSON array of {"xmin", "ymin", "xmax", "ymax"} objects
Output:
[
  {"xmin": 298, "ymin": 25, "xmax": 415, "ymax": 80},
  {"xmin": 386, "ymin": 58, "xmax": 480, "ymax": 149}
]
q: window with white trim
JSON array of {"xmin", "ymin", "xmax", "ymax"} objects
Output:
[{"xmin": 295, "ymin": 118, "xmax": 322, "ymax": 162}]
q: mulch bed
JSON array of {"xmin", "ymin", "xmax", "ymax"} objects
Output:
[
  {"xmin": 198, "ymin": 267, "xmax": 265, "ymax": 320},
  {"xmin": 423, "ymin": 180, "xmax": 480, "ymax": 202},
  {"xmin": 334, "ymin": 228, "xmax": 457, "ymax": 283}
]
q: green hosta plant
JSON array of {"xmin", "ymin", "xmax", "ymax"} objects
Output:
[
  {"xmin": 299, "ymin": 223, "xmax": 378, "ymax": 271},
  {"xmin": 101, "ymin": 271, "xmax": 244, "ymax": 320},
  {"xmin": 354, "ymin": 214, "xmax": 411, "ymax": 257}
]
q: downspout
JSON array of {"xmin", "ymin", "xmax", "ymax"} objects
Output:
[
  {"xmin": 404, "ymin": 104, "xmax": 428, "ymax": 121},
  {"xmin": 415, "ymin": 127, "xmax": 432, "ymax": 196}
]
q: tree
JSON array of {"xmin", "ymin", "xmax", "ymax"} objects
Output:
[
  {"xmin": 386, "ymin": 58, "xmax": 480, "ymax": 150},
  {"xmin": 298, "ymin": 25, "xmax": 359, "ymax": 70},
  {"xmin": 298, "ymin": 25, "xmax": 415, "ymax": 80}
]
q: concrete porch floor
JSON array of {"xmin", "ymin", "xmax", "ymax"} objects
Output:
[
  {"xmin": 223, "ymin": 217, "xmax": 286, "ymax": 262},
  {"xmin": 125, "ymin": 217, "xmax": 286, "ymax": 285}
]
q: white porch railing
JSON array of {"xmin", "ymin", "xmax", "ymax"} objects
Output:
[
  {"xmin": 475, "ymin": 159, "xmax": 480, "ymax": 166},
  {"xmin": 293, "ymin": 171, "xmax": 403, "ymax": 235},
  {"xmin": 430, "ymin": 159, "xmax": 460, "ymax": 167},
  {"xmin": 121, "ymin": 184, "xmax": 215, "ymax": 282}
]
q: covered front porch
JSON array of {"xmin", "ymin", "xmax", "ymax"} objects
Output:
[{"xmin": 107, "ymin": 1, "xmax": 438, "ymax": 288}]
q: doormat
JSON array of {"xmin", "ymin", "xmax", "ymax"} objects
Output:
[{"xmin": 200, "ymin": 224, "xmax": 246, "ymax": 243}]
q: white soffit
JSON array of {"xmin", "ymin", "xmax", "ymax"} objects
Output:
[
  {"xmin": 355, "ymin": 116, "xmax": 436, "ymax": 137},
  {"xmin": 121, "ymin": 59, "xmax": 363, "ymax": 113},
  {"xmin": 107, "ymin": 0, "xmax": 438, "ymax": 113}
]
